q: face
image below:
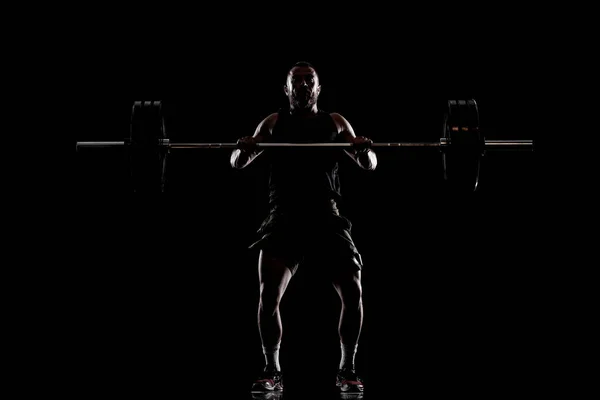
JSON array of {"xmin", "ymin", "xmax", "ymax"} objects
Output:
[{"xmin": 284, "ymin": 66, "xmax": 321, "ymax": 109}]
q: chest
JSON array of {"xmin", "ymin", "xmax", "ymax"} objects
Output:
[{"xmin": 272, "ymin": 114, "xmax": 338, "ymax": 143}]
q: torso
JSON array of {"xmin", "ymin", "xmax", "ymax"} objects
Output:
[{"xmin": 265, "ymin": 108, "xmax": 343, "ymax": 213}]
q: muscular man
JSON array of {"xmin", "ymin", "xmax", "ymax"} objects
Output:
[{"xmin": 231, "ymin": 61, "xmax": 376, "ymax": 394}]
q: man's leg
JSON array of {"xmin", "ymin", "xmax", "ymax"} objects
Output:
[
  {"xmin": 332, "ymin": 263, "xmax": 363, "ymax": 370},
  {"xmin": 332, "ymin": 259, "xmax": 365, "ymax": 392},
  {"xmin": 252, "ymin": 249, "xmax": 295, "ymax": 392}
]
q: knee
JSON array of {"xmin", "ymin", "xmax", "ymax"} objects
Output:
[
  {"xmin": 340, "ymin": 281, "xmax": 363, "ymax": 308},
  {"xmin": 259, "ymin": 286, "xmax": 282, "ymax": 314}
]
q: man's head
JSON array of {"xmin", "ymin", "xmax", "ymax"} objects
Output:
[{"xmin": 284, "ymin": 61, "xmax": 321, "ymax": 110}]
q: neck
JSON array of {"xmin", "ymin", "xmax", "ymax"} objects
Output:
[{"xmin": 289, "ymin": 103, "xmax": 318, "ymax": 117}]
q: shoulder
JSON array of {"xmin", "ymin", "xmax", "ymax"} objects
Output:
[
  {"xmin": 261, "ymin": 112, "xmax": 279, "ymax": 128},
  {"xmin": 329, "ymin": 112, "xmax": 355, "ymax": 136},
  {"xmin": 254, "ymin": 112, "xmax": 279, "ymax": 138}
]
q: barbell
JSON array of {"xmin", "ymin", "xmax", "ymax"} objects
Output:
[{"xmin": 75, "ymin": 99, "xmax": 534, "ymax": 192}]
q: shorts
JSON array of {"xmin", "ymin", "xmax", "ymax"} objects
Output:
[{"xmin": 248, "ymin": 204, "xmax": 363, "ymax": 276}]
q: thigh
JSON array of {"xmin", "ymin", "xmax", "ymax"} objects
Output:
[
  {"xmin": 250, "ymin": 211, "xmax": 306, "ymax": 270},
  {"xmin": 316, "ymin": 251, "xmax": 362, "ymax": 283},
  {"xmin": 311, "ymin": 215, "xmax": 363, "ymax": 272},
  {"xmin": 258, "ymin": 250, "xmax": 298, "ymax": 295}
]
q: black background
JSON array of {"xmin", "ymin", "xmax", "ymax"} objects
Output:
[{"xmin": 71, "ymin": 20, "xmax": 545, "ymax": 398}]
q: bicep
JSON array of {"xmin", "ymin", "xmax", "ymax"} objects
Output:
[
  {"xmin": 339, "ymin": 129, "xmax": 356, "ymax": 145},
  {"xmin": 331, "ymin": 114, "xmax": 362, "ymax": 163},
  {"xmin": 252, "ymin": 124, "xmax": 269, "ymax": 142},
  {"xmin": 245, "ymin": 114, "xmax": 276, "ymax": 165},
  {"xmin": 253, "ymin": 113, "xmax": 277, "ymax": 142},
  {"xmin": 332, "ymin": 113, "xmax": 356, "ymax": 144}
]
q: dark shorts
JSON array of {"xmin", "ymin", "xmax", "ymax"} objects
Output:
[{"xmin": 248, "ymin": 204, "xmax": 363, "ymax": 276}]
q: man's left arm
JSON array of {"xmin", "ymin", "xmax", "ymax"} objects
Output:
[{"xmin": 331, "ymin": 113, "xmax": 377, "ymax": 171}]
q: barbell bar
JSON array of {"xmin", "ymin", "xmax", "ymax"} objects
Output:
[
  {"xmin": 76, "ymin": 139, "xmax": 533, "ymax": 149},
  {"xmin": 75, "ymin": 99, "xmax": 534, "ymax": 193}
]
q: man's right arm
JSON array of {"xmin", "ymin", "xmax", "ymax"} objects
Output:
[{"xmin": 230, "ymin": 113, "xmax": 277, "ymax": 169}]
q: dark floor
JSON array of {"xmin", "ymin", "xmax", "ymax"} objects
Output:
[
  {"xmin": 67, "ymin": 203, "xmax": 546, "ymax": 399},
  {"xmin": 66, "ymin": 327, "xmax": 545, "ymax": 398}
]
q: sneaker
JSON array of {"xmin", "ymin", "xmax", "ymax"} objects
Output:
[
  {"xmin": 339, "ymin": 394, "xmax": 364, "ymax": 400},
  {"xmin": 251, "ymin": 369, "xmax": 284, "ymax": 392},
  {"xmin": 251, "ymin": 392, "xmax": 284, "ymax": 400},
  {"xmin": 336, "ymin": 368, "xmax": 364, "ymax": 393}
]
